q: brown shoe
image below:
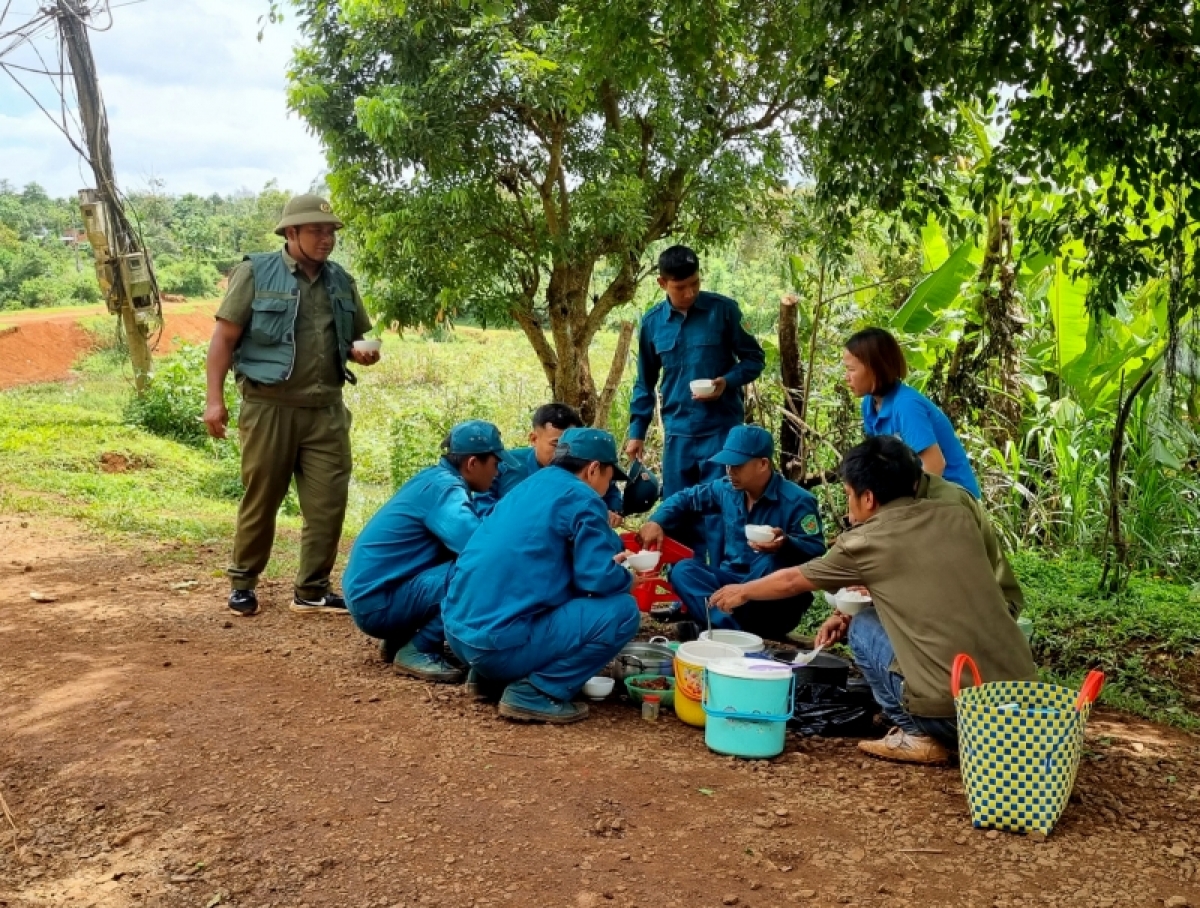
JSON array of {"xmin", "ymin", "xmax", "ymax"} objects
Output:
[{"xmin": 858, "ymin": 727, "xmax": 950, "ymax": 765}]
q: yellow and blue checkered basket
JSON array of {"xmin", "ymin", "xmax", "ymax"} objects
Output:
[{"xmin": 952, "ymin": 654, "xmax": 1104, "ymax": 835}]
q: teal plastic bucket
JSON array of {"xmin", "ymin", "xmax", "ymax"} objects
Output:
[{"xmin": 702, "ymin": 659, "xmax": 795, "ymax": 759}]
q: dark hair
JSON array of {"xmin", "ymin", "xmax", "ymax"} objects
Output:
[
  {"xmin": 440, "ymin": 434, "xmax": 497, "ymax": 470},
  {"xmin": 838, "ymin": 436, "xmax": 923, "ymax": 506},
  {"xmin": 532, "ymin": 403, "xmax": 583, "ymax": 431},
  {"xmin": 845, "ymin": 327, "xmax": 908, "ymax": 395},
  {"xmin": 658, "ymin": 244, "xmax": 700, "ymax": 281},
  {"xmin": 550, "ymin": 451, "xmax": 593, "ymax": 475}
]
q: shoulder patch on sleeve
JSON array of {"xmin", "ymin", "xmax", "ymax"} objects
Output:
[{"xmin": 801, "ymin": 514, "xmax": 820, "ymax": 536}]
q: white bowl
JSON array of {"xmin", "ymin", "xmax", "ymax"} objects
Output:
[
  {"xmin": 582, "ymin": 676, "xmax": 615, "ymax": 700},
  {"xmin": 690, "ymin": 379, "xmax": 716, "ymax": 396},
  {"xmin": 834, "ymin": 588, "xmax": 871, "ymax": 616},
  {"xmin": 745, "ymin": 524, "xmax": 775, "ymax": 544},
  {"xmin": 353, "ymin": 339, "xmax": 382, "ymax": 353},
  {"xmin": 625, "ymin": 550, "xmax": 662, "ymax": 572}
]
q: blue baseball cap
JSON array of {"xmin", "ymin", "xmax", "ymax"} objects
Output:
[
  {"xmin": 710, "ymin": 425, "xmax": 774, "ymax": 466},
  {"xmin": 445, "ymin": 420, "xmax": 520, "ymax": 468},
  {"xmin": 557, "ymin": 428, "xmax": 629, "ymax": 481}
]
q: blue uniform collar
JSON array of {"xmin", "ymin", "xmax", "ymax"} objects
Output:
[
  {"xmin": 740, "ymin": 469, "xmax": 784, "ymax": 509},
  {"xmin": 664, "ymin": 292, "xmax": 711, "ymax": 320},
  {"xmin": 757, "ymin": 470, "xmax": 785, "ymax": 503}
]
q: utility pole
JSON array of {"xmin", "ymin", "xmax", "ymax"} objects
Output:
[{"xmin": 56, "ymin": 0, "xmax": 156, "ymax": 392}]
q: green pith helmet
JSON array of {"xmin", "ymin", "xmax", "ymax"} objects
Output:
[{"xmin": 274, "ymin": 194, "xmax": 345, "ymax": 236}]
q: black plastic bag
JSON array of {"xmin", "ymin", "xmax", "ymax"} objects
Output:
[{"xmin": 788, "ymin": 681, "xmax": 880, "ymax": 737}]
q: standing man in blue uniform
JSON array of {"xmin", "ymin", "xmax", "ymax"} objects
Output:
[
  {"xmin": 444, "ymin": 429, "xmax": 640, "ymax": 724},
  {"xmin": 342, "ymin": 421, "xmax": 518, "ymax": 682},
  {"xmin": 473, "ymin": 403, "xmax": 623, "ymax": 522},
  {"xmin": 639, "ymin": 426, "xmax": 825, "ymax": 641},
  {"xmin": 626, "ymin": 245, "xmax": 765, "ymax": 559}
]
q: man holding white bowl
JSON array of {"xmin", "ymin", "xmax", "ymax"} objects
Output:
[
  {"xmin": 626, "ymin": 245, "xmax": 765, "ymax": 561},
  {"xmin": 203, "ymin": 194, "xmax": 380, "ymax": 618},
  {"xmin": 710, "ymin": 436, "xmax": 1036, "ymax": 765},
  {"xmin": 638, "ymin": 425, "xmax": 825, "ymax": 642}
]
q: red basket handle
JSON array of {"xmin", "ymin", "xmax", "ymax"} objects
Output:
[
  {"xmin": 951, "ymin": 653, "xmax": 982, "ymax": 698},
  {"xmin": 1074, "ymin": 671, "xmax": 1105, "ymax": 711}
]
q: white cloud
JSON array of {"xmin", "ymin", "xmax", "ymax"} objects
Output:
[{"xmin": 0, "ymin": 0, "xmax": 328, "ymax": 197}]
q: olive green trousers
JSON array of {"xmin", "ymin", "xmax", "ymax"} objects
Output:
[{"xmin": 228, "ymin": 399, "xmax": 352, "ymax": 599}]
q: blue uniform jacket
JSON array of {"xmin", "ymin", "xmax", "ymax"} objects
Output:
[
  {"xmin": 650, "ymin": 472, "xmax": 825, "ymax": 580},
  {"xmin": 443, "ymin": 466, "xmax": 631, "ymax": 650},
  {"xmin": 862, "ymin": 383, "xmax": 981, "ymax": 498},
  {"xmin": 629, "ymin": 291, "xmax": 765, "ymax": 440},
  {"xmin": 473, "ymin": 446, "xmax": 623, "ymax": 517},
  {"xmin": 343, "ymin": 459, "xmax": 480, "ymax": 604}
]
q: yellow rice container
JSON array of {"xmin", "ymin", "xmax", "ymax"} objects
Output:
[{"xmin": 674, "ymin": 640, "xmax": 742, "ymax": 727}]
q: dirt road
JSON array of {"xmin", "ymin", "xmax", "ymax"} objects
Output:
[
  {"xmin": 0, "ymin": 302, "xmax": 217, "ymax": 390},
  {"xmin": 0, "ymin": 514, "xmax": 1198, "ymax": 908}
]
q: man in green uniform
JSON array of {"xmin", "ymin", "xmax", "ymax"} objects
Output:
[
  {"xmin": 711, "ymin": 436, "xmax": 1036, "ymax": 765},
  {"xmin": 203, "ymin": 194, "xmax": 378, "ymax": 618}
]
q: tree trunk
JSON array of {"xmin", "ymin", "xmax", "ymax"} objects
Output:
[
  {"xmin": 778, "ymin": 293, "xmax": 804, "ymax": 478},
  {"xmin": 518, "ymin": 256, "xmax": 642, "ymax": 426},
  {"xmin": 594, "ymin": 321, "xmax": 635, "ymax": 430}
]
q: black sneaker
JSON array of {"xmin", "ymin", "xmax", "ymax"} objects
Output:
[
  {"xmin": 228, "ymin": 589, "xmax": 260, "ymax": 617},
  {"xmin": 291, "ymin": 593, "xmax": 350, "ymax": 615}
]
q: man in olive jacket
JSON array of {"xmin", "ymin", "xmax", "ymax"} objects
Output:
[
  {"xmin": 711, "ymin": 435, "xmax": 1036, "ymax": 765},
  {"xmin": 203, "ymin": 194, "xmax": 378, "ymax": 618}
]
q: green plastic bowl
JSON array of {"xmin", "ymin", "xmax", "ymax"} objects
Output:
[{"xmin": 624, "ymin": 673, "xmax": 676, "ymax": 708}]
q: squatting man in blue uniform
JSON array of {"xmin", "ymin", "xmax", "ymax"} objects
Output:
[
  {"xmin": 443, "ymin": 429, "xmax": 642, "ymax": 725},
  {"xmin": 626, "ymin": 245, "xmax": 766, "ymax": 559},
  {"xmin": 341, "ymin": 420, "xmax": 519, "ymax": 683},
  {"xmin": 639, "ymin": 425, "xmax": 826, "ymax": 641},
  {"xmin": 473, "ymin": 403, "xmax": 624, "ymax": 523}
]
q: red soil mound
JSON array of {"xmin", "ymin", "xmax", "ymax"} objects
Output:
[{"xmin": 0, "ymin": 303, "xmax": 217, "ymax": 390}]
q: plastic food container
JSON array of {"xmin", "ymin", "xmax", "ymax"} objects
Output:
[
  {"xmin": 698, "ymin": 629, "xmax": 765, "ymax": 654},
  {"xmin": 703, "ymin": 658, "xmax": 795, "ymax": 759},
  {"xmin": 674, "ymin": 640, "xmax": 743, "ymax": 727}
]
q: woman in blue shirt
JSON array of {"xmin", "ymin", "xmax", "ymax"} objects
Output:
[{"xmin": 843, "ymin": 327, "xmax": 981, "ymax": 498}]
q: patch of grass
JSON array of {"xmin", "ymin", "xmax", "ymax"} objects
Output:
[
  {"xmin": 1014, "ymin": 550, "xmax": 1200, "ymax": 730},
  {"xmin": 0, "ymin": 358, "xmax": 304, "ymax": 580}
]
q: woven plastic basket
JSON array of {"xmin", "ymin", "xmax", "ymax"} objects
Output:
[{"xmin": 953, "ymin": 654, "xmax": 1104, "ymax": 835}]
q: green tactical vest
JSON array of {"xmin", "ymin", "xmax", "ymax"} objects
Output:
[{"xmin": 233, "ymin": 252, "xmax": 358, "ymax": 386}]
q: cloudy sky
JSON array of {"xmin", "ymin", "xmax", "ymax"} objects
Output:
[{"xmin": 0, "ymin": 0, "xmax": 328, "ymax": 198}]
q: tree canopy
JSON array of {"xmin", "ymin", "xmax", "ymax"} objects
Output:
[
  {"xmin": 795, "ymin": 0, "xmax": 1200, "ymax": 366},
  {"xmin": 287, "ymin": 0, "xmax": 817, "ymax": 421}
]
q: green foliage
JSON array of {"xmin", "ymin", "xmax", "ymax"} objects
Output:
[
  {"xmin": 792, "ymin": 2, "xmax": 1200, "ymax": 347},
  {"xmin": 0, "ymin": 180, "xmax": 294, "ymax": 310},
  {"xmin": 1015, "ymin": 551, "xmax": 1200, "ymax": 729},
  {"xmin": 156, "ymin": 259, "xmax": 221, "ymax": 297},
  {"xmin": 286, "ymin": 0, "xmax": 816, "ymax": 416},
  {"xmin": 126, "ymin": 180, "xmax": 291, "ymax": 274},
  {"xmin": 124, "ymin": 344, "xmax": 238, "ymax": 447}
]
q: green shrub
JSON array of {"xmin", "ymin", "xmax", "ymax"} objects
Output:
[
  {"xmin": 157, "ymin": 259, "xmax": 221, "ymax": 297},
  {"xmin": 9, "ymin": 270, "xmax": 101, "ymax": 308},
  {"xmin": 125, "ymin": 343, "xmax": 237, "ymax": 446}
]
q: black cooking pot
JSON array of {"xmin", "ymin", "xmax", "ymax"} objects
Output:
[{"xmin": 788, "ymin": 652, "xmax": 850, "ymax": 687}]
